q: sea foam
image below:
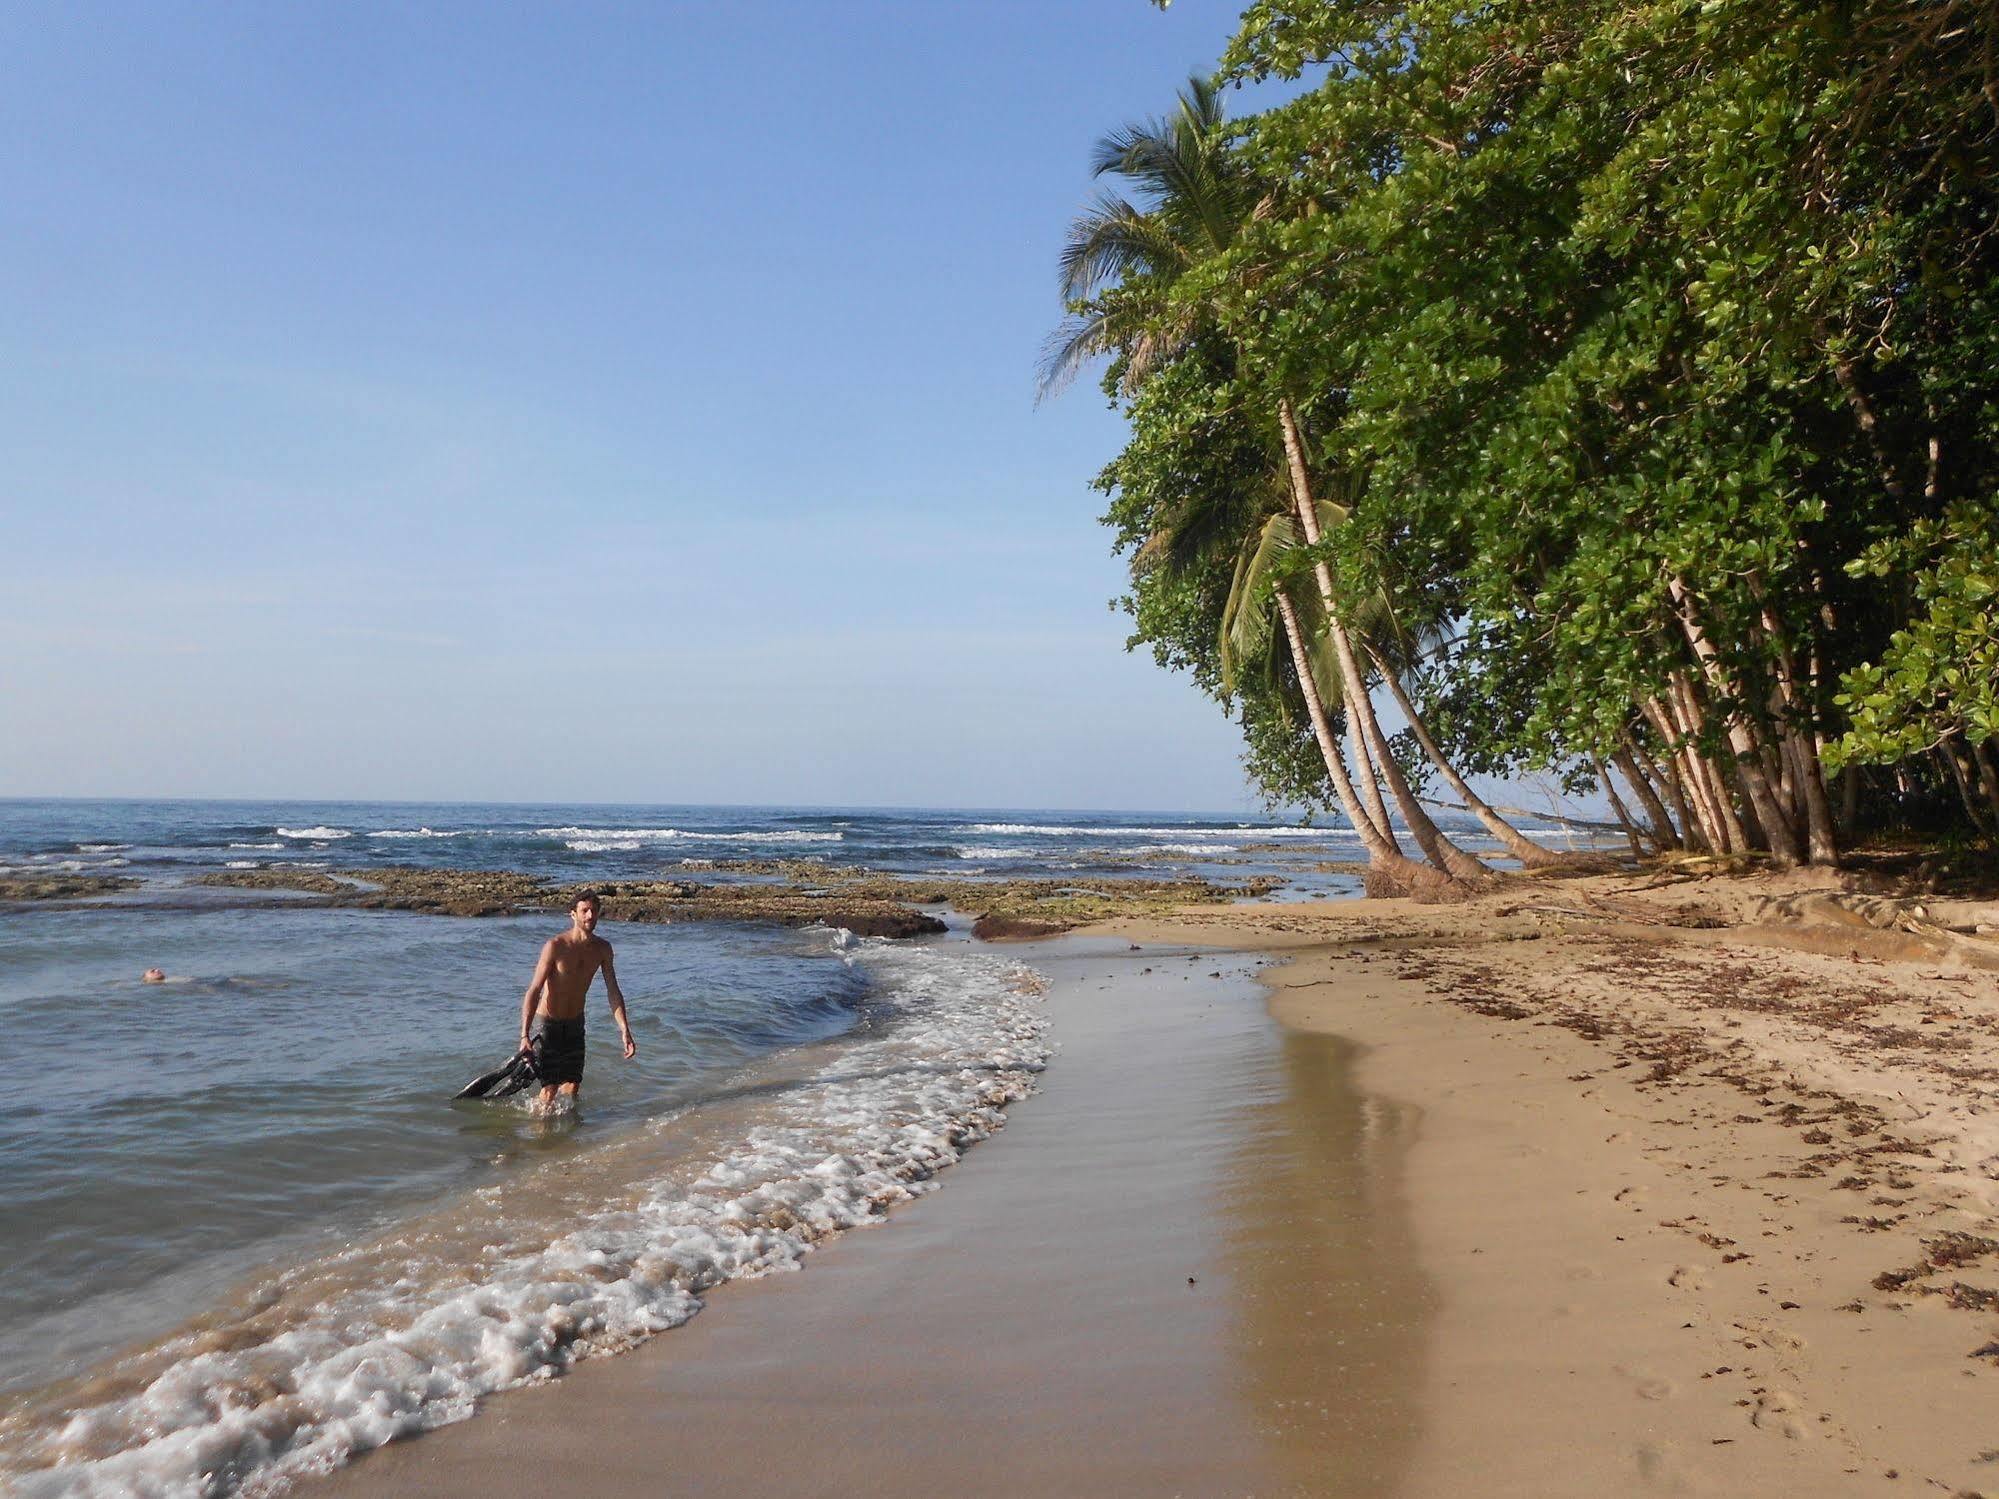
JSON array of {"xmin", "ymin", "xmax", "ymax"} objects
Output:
[
  {"xmin": 0, "ymin": 937, "xmax": 1047, "ymax": 1499},
  {"xmin": 968, "ymin": 822, "xmax": 1328, "ymax": 838},
  {"xmin": 534, "ymin": 827, "xmax": 844, "ymax": 845}
]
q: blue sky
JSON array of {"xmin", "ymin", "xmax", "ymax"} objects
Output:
[
  {"xmin": 0, "ymin": 3, "xmax": 1596, "ymax": 820},
  {"xmin": 0, "ymin": 1, "xmax": 1307, "ymax": 810}
]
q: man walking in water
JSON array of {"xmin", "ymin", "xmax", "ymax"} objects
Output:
[{"xmin": 518, "ymin": 890, "xmax": 636, "ymax": 1110}]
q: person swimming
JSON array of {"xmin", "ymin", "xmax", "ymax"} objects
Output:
[{"xmin": 142, "ymin": 968, "xmax": 166, "ymax": 983}]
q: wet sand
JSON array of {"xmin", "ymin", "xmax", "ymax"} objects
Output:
[
  {"xmin": 311, "ymin": 870, "xmax": 1999, "ymax": 1497},
  {"xmin": 311, "ymin": 935, "xmax": 1431, "ymax": 1498}
]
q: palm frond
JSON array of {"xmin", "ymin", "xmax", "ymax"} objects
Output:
[
  {"xmin": 1057, "ymin": 193, "xmax": 1187, "ymax": 301},
  {"xmin": 1036, "ymin": 307, "xmax": 1120, "ymax": 400},
  {"xmin": 1218, "ymin": 512, "xmax": 1347, "ymax": 710}
]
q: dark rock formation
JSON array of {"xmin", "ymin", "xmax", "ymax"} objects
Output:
[
  {"xmin": 165, "ymin": 864, "xmax": 1284, "ymax": 941},
  {"xmin": 0, "ymin": 875, "xmax": 140, "ymax": 900}
]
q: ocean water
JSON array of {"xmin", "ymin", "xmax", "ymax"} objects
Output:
[
  {"xmin": 0, "ymin": 798, "xmax": 1602, "ymax": 1497},
  {"xmin": 0, "ymin": 797, "xmax": 1409, "ymax": 895}
]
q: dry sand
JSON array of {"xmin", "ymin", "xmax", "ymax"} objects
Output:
[
  {"xmin": 1118, "ymin": 869, "xmax": 1999, "ymax": 1495},
  {"xmin": 308, "ymin": 872, "xmax": 1999, "ymax": 1497}
]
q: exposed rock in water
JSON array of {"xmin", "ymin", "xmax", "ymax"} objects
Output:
[
  {"xmin": 195, "ymin": 871, "xmax": 351, "ymax": 896},
  {"xmin": 970, "ymin": 914, "xmax": 1071, "ymax": 940},
  {"xmin": 0, "ymin": 875, "xmax": 141, "ymax": 900},
  {"xmin": 165, "ymin": 865, "xmax": 1285, "ymax": 940},
  {"xmin": 568, "ymin": 882, "xmax": 947, "ymax": 938},
  {"xmin": 190, "ymin": 868, "xmax": 948, "ymax": 936}
]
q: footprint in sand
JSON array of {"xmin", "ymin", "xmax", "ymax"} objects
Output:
[
  {"xmin": 1750, "ymin": 1390, "xmax": 1811, "ymax": 1440},
  {"xmin": 1633, "ymin": 1440, "xmax": 1697, "ymax": 1492},
  {"xmin": 1669, "ymin": 1265, "xmax": 1709, "ymax": 1290},
  {"xmin": 1616, "ymin": 1364, "xmax": 1680, "ymax": 1401},
  {"xmin": 1740, "ymin": 1319, "xmax": 1807, "ymax": 1354}
]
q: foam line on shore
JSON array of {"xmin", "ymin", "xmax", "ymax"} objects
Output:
[{"xmin": 0, "ymin": 938, "xmax": 1048, "ymax": 1499}]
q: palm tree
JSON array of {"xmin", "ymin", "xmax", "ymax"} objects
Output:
[
  {"xmin": 1047, "ymin": 77, "xmax": 1508, "ymax": 891},
  {"xmin": 1040, "ymin": 74, "xmax": 1255, "ymax": 398},
  {"xmin": 1047, "ymin": 77, "xmax": 1470, "ymax": 892}
]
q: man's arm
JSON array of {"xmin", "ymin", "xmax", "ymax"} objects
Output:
[
  {"xmin": 600, "ymin": 942, "xmax": 636, "ymax": 1059},
  {"xmin": 519, "ymin": 941, "xmax": 554, "ymax": 1051}
]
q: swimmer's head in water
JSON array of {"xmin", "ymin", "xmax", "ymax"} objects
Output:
[{"xmin": 142, "ymin": 968, "xmax": 166, "ymax": 983}]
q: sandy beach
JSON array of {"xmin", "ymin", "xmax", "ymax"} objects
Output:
[{"xmin": 301, "ymin": 872, "xmax": 1999, "ymax": 1498}]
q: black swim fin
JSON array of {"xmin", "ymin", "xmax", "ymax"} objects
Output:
[{"xmin": 454, "ymin": 1045, "xmax": 541, "ymax": 1100}]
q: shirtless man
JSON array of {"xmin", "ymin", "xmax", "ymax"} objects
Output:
[{"xmin": 517, "ymin": 890, "xmax": 635, "ymax": 1109}]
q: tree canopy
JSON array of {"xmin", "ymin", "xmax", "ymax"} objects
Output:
[{"xmin": 1057, "ymin": 0, "xmax": 1999, "ymax": 867}]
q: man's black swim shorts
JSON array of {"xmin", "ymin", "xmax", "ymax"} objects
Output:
[{"xmin": 530, "ymin": 1015, "xmax": 586, "ymax": 1087}]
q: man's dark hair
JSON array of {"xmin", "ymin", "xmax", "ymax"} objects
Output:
[{"xmin": 570, "ymin": 889, "xmax": 602, "ymax": 911}]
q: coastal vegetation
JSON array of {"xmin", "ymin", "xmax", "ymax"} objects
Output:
[{"xmin": 1053, "ymin": 0, "xmax": 1999, "ymax": 892}]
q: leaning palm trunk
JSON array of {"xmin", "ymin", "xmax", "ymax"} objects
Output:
[
  {"xmin": 1276, "ymin": 398, "xmax": 1491, "ymax": 882},
  {"xmin": 1272, "ymin": 588, "xmax": 1454, "ymax": 893},
  {"xmin": 1341, "ymin": 676, "xmax": 1402, "ymax": 850},
  {"xmin": 1330, "ymin": 614, "xmax": 1493, "ymax": 883},
  {"xmin": 1366, "ymin": 644, "xmax": 1571, "ymax": 869}
]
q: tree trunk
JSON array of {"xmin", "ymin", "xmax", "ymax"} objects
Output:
[
  {"xmin": 1641, "ymin": 695, "xmax": 1712, "ymax": 852},
  {"xmin": 1660, "ymin": 677, "xmax": 1747, "ymax": 856},
  {"xmin": 1612, "ymin": 745, "xmax": 1679, "ymax": 851},
  {"xmin": 1595, "ymin": 756, "xmax": 1647, "ymax": 858},
  {"xmin": 1329, "ymin": 614, "xmax": 1492, "ymax": 882},
  {"xmin": 1830, "ymin": 349, "xmax": 1908, "ymax": 502},
  {"xmin": 1673, "ymin": 673, "xmax": 1752, "ymax": 856},
  {"xmin": 1619, "ymin": 728, "xmax": 1685, "ymax": 849},
  {"xmin": 1273, "ymin": 587, "xmax": 1453, "ymax": 894},
  {"xmin": 1751, "ymin": 583, "xmax": 1840, "ymax": 865},
  {"xmin": 1938, "ymin": 738, "xmax": 1992, "ymax": 838},
  {"xmin": 1276, "ymin": 396, "xmax": 1491, "ymax": 882},
  {"xmin": 1974, "ymin": 740, "xmax": 1999, "ymax": 838},
  {"xmin": 1633, "ymin": 709, "xmax": 1704, "ymax": 852},
  {"xmin": 1341, "ymin": 678, "xmax": 1401, "ymax": 852},
  {"xmin": 1668, "ymin": 578, "xmax": 1801, "ymax": 866},
  {"xmin": 1367, "ymin": 644, "xmax": 1569, "ymax": 867},
  {"xmin": 1838, "ymin": 763, "xmax": 1861, "ymax": 840}
]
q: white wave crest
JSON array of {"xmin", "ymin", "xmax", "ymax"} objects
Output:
[
  {"xmin": 534, "ymin": 827, "xmax": 843, "ymax": 845},
  {"xmin": 1132, "ymin": 842, "xmax": 1237, "ymax": 855},
  {"xmin": 0, "ymin": 942, "xmax": 1047, "ymax": 1499},
  {"xmin": 228, "ymin": 843, "xmax": 284, "ymax": 851},
  {"xmin": 77, "ymin": 844, "xmax": 131, "ymax": 853},
  {"xmin": 969, "ymin": 822, "xmax": 1331, "ymax": 839},
  {"xmin": 275, "ymin": 827, "xmax": 351, "ymax": 841},
  {"xmin": 952, "ymin": 846, "xmax": 1013, "ymax": 860},
  {"xmin": 224, "ymin": 861, "xmax": 259, "ymax": 869},
  {"xmin": 365, "ymin": 828, "xmax": 465, "ymax": 840}
]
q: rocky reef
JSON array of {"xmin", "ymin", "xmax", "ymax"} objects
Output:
[
  {"xmin": 0, "ymin": 874, "xmax": 141, "ymax": 901},
  {"xmin": 189, "ymin": 864, "xmax": 1284, "ymax": 939}
]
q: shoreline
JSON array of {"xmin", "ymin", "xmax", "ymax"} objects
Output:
[
  {"xmin": 306, "ymin": 933, "xmax": 1429, "ymax": 1497},
  {"xmin": 191, "ymin": 870, "xmax": 1999, "ymax": 1493},
  {"xmin": 1107, "ymin": 873, "xmax": 1999, "ymax": 1495}
]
